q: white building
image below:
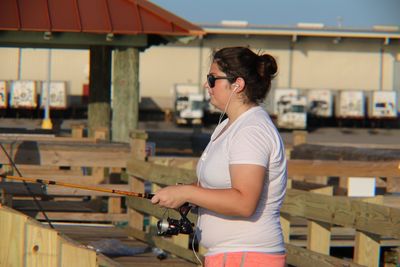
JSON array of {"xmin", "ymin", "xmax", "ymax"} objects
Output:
[{"xmin": 1, "ymin": 23, "xmax": 400, "ymax": 112}]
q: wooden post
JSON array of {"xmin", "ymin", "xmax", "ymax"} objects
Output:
[
  {"xmin": 108, "ymin": 167, "xmax": 123, "ymax": 214},
  {"xmin": 164, "ymin": 109, "xmax": 173, "ymax": 122},
  {"xmin": 94, "ymin": 127, "xmax": 109, "ymax": 141},
  {"xmin": 88, "ymin": 45, "xmax": 112, "ymax": 138},
  {"xmin": 280, "ymin": 214, "xmax": 291, "ymax": 244},
  {"xmin": 280, "ymin": 178, "xmax": 292, "ymax": 244},
  {"xmin": 386, "ymin": 177, "xmax": 400, "ymax": 193},
  {"xmin": 71, "ymin": 124, "xmax": 85, "ymax": 138},
  {"xmin": 0, "ymin": 188, "xmax": 12, "ymax": 207},
  {"xmin": 128, "ymin": 130, "xmax": 148, "ymax": 231},
  {"xmin": 354, "ymin": 231, "xmax": 381, "ymax": 267},
  {"xmin": 339, "ymin": 177, "xmax": 349, "ymax": 190},
  {"xmin": 92, "ymin": 128, "xmax": 109, "ymax": 183},
  {"xmin": 112, "ymin": 48, "xmax": 140, "ymax": 143},
  {"xmin": 307, "ymin": 186, "xmax": 333, "ymax": 255},
  {"xmin": 291, "ymin": 130, "xmax": 307, "ymax": 181},
  {"xmin": 60, "ymin": 241, "xmax": 97, "ymax": 266},
  {"xmin": 292, "ymin": 130, "xmax": 307, "ymax": 147}
]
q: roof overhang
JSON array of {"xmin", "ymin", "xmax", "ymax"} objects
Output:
[
  {"xmin": 0, "ymin": 0, "xmax": 204, "ymax": 48},
  {"xmin": 202, "ymin": 24, "xmax": 400, "ymax": 44}
]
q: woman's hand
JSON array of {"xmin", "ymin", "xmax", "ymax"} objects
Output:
[{"xmin": 150, "ymin": 185, "xmax": 188, "ymax": 209}]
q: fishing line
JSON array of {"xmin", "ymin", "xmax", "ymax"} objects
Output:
[{"xmin": 0, "ymin": 143, "xmax": 55, "ymax": 229}]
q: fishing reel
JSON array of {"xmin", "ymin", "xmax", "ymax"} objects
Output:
[{"xmin": 157, "ymin": 203, "xmax": 194, "ymax": 236}]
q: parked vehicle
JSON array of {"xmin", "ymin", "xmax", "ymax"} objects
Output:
[
  {"xmin": 276, "ymin": 94, "xmax": 307, "ymax": 129},
  {"xmin": 335, "ymin": 90, "xmax": 365, "ymax": 118},
  {"xmin": 307, "ymin": 89, "xmax": 333, "ymax": 117},
  {"xmin": 173, "ymin": 84, "xmax": 204, "ymax": 125},
  {"xmin": 271, "ymin": 88, "xmax": 307, "ymax": 129},
  {"xmin": 368, "ymin": 91, "xmax": 397, "ymax": 118}
]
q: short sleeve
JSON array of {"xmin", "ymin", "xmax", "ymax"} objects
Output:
[{"xmin": 228, "ymin": 126, "xmax": 272, "ymax": 167}]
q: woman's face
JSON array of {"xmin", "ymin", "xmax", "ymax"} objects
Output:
[{"xmin": 204, "ymin": 62, "xmax": 233, "ymax": 111}]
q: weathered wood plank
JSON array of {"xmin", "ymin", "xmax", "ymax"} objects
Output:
[
  {"xmin": 148, "ymin": 156, "xmax": 198, "ymax": 170},
  {"xmin": 291, "ymin": 144, "xmax": 400, "ymax": 161},
  {"xmin": 127, "ymin": 159, "xmax": 197, "ymax": 186},
  {"xmin": 35, "ymin": 212, "xmax": 128, "ymax": 222},
  {"xmin": 288, "ymin": 159, "xmax": 400, "ymax": 177},
  {"xmin": 353, "ymin": 231, "xmax": 380, "ymax": 267},
  {"xmin": 307, "ymin": 187, "xmax": 332, "ymax": 255},
  {"xmin": 282, "ymin": 189, "xmax": 400, "ymax": 239},
  {"xmin": 25, "ymin": 221, "xmax": 60, "ymax": 267},
  {"xmin": 0, "ymin": 182, "xmax": 45, "ymax": 196},
  {"xmin": 133, "ymin": 158, "xmax": 400, "ymax": 184},
  {"xmin": 0, "ymin": 135, "xmax": 97, "ymax": 143},
  {"xmin": 286, "ymin": 243, "xmax": 364, "ymax": 267},
  {"xmin": 60, "ymin": 241, "xmax": 98, "ymax": 267},
  {"xmin": 0, "ymin": 206, "xmax": 27, "ymax": 266},
  {"xmin": 125, "ymin": 226, "xmax": 203, "ymax": 265},
  {"xmin": 128, "ymin": 131, "xmax": 147, "ymax": 232},
  {"xmin": 308, "ymin": 141, "xmax": 400, "ymax": 150},
  {"xmin": 0, "ymin": 142, "xmax": 130, "ymax": 167}
]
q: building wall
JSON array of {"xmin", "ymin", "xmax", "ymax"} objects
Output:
[
  {"xmin": 0, "ymin": 35, "xmax": 398, "ymax": 110},
  {"xmin": 0, "ymin": 48, "xmax": 89, "ymax": 105}
]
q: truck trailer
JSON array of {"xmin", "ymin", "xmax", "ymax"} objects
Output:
[
  {"xmin": 272, "ymin": 88, "xmax": 307, "ymax": 130},
  {"xmin": 173, "ymin": 84, "xmax": 204, "ymax": 126}
]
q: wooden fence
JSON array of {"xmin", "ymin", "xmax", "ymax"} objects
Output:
[
  {"xmin": 0, "ymin": 127, "xmax": 131, "ymax": 223},
  {"xmin": 125, "ymin": 132, "xmax": 400, "ymax": 267},
  {"xmin": 1, "ymin": 129, "xmax": 399, "ymax": 266},
  {"xmin": 0, "ymin": 204, "xmax": 119, "ymax": 267}
]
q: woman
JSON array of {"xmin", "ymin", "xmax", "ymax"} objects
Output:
[{"xmin": 151, "ymin": 46, "xmax": 287, "ymax": 267}]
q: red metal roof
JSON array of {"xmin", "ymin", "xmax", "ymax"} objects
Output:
[{"xmin": 0, "ymin": 0, "xmax": 204, "ymax": 36}]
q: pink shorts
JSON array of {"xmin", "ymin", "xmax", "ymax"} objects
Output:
[{"xmin": 205, "ymin": 251, "xmax": 286, "ymax": 267}]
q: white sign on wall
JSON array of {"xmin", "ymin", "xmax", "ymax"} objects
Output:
[
  {"xmin": 40, "ymin": 81, "xmax": 67, "ymax": 109},
  {"xmin": 10, "ymin": 80, "xmax": 37, "ymax": 108},
  {"xmin": 0, "ymin": 81, "xmax": 7, "ymax": 108}
]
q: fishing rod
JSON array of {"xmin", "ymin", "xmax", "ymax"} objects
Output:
[
  {"xmin": 1, "ymin": 174, "xmax": 154, "ymax": 199},
  {"xmin": 0, "ymin": 143, "xmax": 193, "ymax": 236},
  {"xmin": 2, "ymin": 174, "xmax": 194, "ymax": 236}
]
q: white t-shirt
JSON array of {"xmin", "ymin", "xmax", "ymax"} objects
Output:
[{"xmin": 196, "ymin": 106, "xmax": 287, "ymax": 255}]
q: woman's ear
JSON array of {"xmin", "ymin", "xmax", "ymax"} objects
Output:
[{"xmin": 232, "ymin": 77, "xmax": 245, "ymax": 92}]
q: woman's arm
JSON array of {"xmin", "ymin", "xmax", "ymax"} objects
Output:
[{"xmin": 151, "ymin": 164, "xmax": 265, "ymax": 217}]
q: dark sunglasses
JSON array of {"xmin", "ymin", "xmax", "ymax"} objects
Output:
[{"xmin": 207, "ymin": 74, "xmax": 234, "ymax": 88}]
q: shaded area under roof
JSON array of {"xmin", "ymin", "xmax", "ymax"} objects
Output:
[{"xmin": 0, "ymin": 0, "xmax": 204, "ymax": 36}]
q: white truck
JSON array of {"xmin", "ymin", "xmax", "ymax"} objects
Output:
[
  {"xmin": 173, "ymin": 84, "xmax": 204, "ymax": 125},
  {"xmin": 367, "ymin": 90, "xmax": 397, "ymax": 118},
  {"xmin": 335, "ymin": 90, "xmax": 365, "ymax": 118},
  {"xmin": 307, "ymin": 89, "xmax": 333, "ymax": 117},
  {"xmin": 272, "ymin": 88, "xmax": 307, "ymax": 130}
]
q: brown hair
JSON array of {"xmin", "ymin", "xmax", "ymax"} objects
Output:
[{"xmin": 213, "ymin": 47, "xmax": 277, "ymax": 104}]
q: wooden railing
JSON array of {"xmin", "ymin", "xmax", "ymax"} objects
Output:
[
  {"xmin": 0, "ymin": 127, "xmax": 131, "ymax": 223},
  {"xmin": 1, "ymin": 129, "xmax": 399, "ymax": 266},
  {"xmin": 0, "ymin": 204, "xmax": 119, "ymax": 267},
  {"xmin": 125, "ymin": 132, "xmax": 400, "ymax": 267}
]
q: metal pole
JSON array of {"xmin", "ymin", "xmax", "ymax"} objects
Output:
[
  {"xmin": 17, "ymin": 48, "xmax": 22, "ymax": 80},
  {"xmin": 378, "ymin": 47, "xmax": 384, "ymax": 91},
  {"xmin": 42, "ymin": 49, "xmax": 52, "ymax": 129}
]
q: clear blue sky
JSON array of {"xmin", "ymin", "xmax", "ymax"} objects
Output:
[{"xmin": 150, "ymin": 0, "xmax": 400, "ymax": 29}]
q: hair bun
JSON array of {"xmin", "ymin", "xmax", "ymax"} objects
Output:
[{"xmin": 258, "ymin": 54, "xmax": 278, "ymax": 78}]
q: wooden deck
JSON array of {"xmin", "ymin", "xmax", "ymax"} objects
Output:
[{"xmin": 55, "ymin": 223, "xmax": 198, "ymax": 267}]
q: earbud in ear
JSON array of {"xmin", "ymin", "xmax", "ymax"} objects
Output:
[{"xmin": 233, "ymin": 84, "xmax": 239, "ymax": 91}]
